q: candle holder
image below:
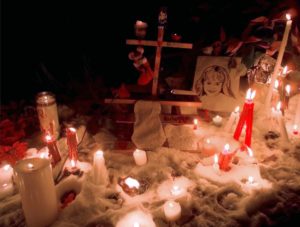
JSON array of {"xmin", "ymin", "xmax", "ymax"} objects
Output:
[{"xmin": 118, "ymin": 176, "xmax": 148, "ymax": 196}]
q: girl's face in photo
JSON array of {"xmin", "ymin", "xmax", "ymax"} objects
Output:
[{"xmin": 203, "ymin": 72, "xmax": 223, "ymax": 96}]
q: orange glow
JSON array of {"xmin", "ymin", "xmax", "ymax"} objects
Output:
[{"xmin": 286, "ymin": 14, "xmax": 291, "ymax": 20}]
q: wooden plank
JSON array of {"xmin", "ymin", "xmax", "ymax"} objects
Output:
[
  {"xmin": 126, "ymin": 39, "xmax": 193, "ymax": 49},
  {"xmin": 152, "ymin": 27, "xmax": 164, "ymax": 96},
  {"xmin": 104, "ymin": 98, "xmax": 202, "ymax": 107}
]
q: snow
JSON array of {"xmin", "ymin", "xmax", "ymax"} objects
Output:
[{"xmin": 0, "ymin": 93, "xmax": 300, "ymax": 227}]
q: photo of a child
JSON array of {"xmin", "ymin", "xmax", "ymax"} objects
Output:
[{"xmin": 193, "ymin": 57, "xmax": 242, "ymax": 112}]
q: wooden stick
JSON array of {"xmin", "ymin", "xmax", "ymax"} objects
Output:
[{"xmin": 126, "ymin": 39, "xmax": 193, "ymax": 49}]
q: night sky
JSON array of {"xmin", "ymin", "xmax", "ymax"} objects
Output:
[{"xmin": 1, "ymin": 0, "xmax": 296, "ymax": 103}]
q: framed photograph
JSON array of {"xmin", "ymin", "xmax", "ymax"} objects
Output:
[{"xmin": 192, "ymin": 56, "xmax": 243, "ymax": 112}]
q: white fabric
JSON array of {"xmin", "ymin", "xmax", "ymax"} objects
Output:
[{"xmin": 131, "ymin": 101, "xmax": 166, "ymax": 150}]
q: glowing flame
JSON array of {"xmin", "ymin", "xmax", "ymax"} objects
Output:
[
  {"xmin": 276, "ymin": 102, "xmax": 281, "ymax": 111},
  {"xmin": 3, "ymin": 164, "xmax": 11, "ymax": 171},
  {"xmin": 293, "ymin": 124, "xmax": 298, "ymax": 131},
  {"xmin": 27, "ymin": 163, "xmax": 34, "ymax": 169},
  {"xmin": 286, "ymin": 14, "xmax": 291, "ymax": 20},
  {"xmin": 45, "ymin": 134, "xmax": 52, "ymax": 142},
  {"xmin": 70, "ymin": 159, "xmax": 76, "ymax": 168},
  {"xmin": 68, "ymin": 127, "xmax": 76, "ymax": 133},
  {"xmin": 246, "ymin": 89, "xmax": 256, "ymax": 100},
  {"xmin": 285, "ymin": 84, "xmax": 291, "ymax": 95},
  {"xmin": 274, "ymin": 80, "xmax": 279, "ymax": 89},
  {"xmin": 247, "ymin": 147, "xmax": 253, "ymax": 157},
  {"xmin": 95, "ymin": 150, "xmax": 104, "ymax": 157},
  {"xmin": 214, "ymin": 154, "xmax": 218, "ymax": 164},
  {"xmin": 125, "ymin": 177, "xmax": 140, "ymax": 189},
  {"xmin": 193, "ymin": 119, "xmax": 198, "ymax": 125},
  {"xmin": 206, "ymin": 139, "xmax": 211, "ymax": 144},
  {"xmin": 224, "ymin": 144, "xmax": 230, "ymax": 153},
  {"xmin": 234, "ymin": 106, "xmax": 240, "ymax": 113},
  {"xmin": 39, "ymin": 152, "xmax": 48, "ymax": 159},
  {"xmin": 168, "ymin": 201, "xmax": 174, "ymax": 208},
  {"xmin": 282, "ymin": 66, "xmax": 288, "ymax": 75},
  {"xmin": 248, "ymin": 176, "xmax": 254, "ymax": 184},
  {"xmin": 133, "ymin": 222, "xmax": 140, "ymax": 227}
]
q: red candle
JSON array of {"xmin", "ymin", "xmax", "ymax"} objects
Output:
[
  {"xmin": 66, "ymin": 127, "xmax": 78, "ymax": 161},
  {"xmin": 193, "ymin": 119, "xmax": 198, "ymax": 130},
  {"xmin": 218, "ymin": 144, "xmax": 235, "ymax": 171},
  {"xmin": 233, "ymin": 89, "xmax": 256, "ymax": 147},
  {"xmin": 44, "ymin": 134, "xmax": 61, "ymax": 166}
]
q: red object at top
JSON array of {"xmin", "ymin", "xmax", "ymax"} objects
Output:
[{"xmin": 66, "ymin": 127, "xmax": 78, "ymax": 161}]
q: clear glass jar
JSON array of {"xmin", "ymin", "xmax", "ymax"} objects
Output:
[{"xmin": 36, "ymin": 92, "xmax": 60, "ymax": 139}]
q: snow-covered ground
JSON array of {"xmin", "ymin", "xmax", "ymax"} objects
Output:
[{"xmin": 0, "ymin": 92, "xmax": 300, "ymax": 227}]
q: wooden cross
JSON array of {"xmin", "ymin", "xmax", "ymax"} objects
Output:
[{"xmin": 126, "ymin": 25, "xmax": 193, "ymax": 96}]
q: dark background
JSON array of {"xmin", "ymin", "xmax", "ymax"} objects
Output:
[{"xmin": 1, "ymin": 0, "xmax": 297, "ymax": 104}]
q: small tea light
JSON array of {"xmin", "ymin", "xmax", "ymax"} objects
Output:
[
  {"xmin": 133, "ymin": 149, "xmax": 147, "ymax": 166},
  {"xmin": 125, "ymin": 177, "xmax": 140, "ymax": 190},
  {"xmin": 163, "ymin": 200, "xmax": 181, "ymax": 222},
  {"xmin": 293, "ymin": 124, "xmax": 298, "ymax": 135},
  {"xmin": 193, "ymin": 119, "xmax": 198, "ymax": 130},
  {"xmin": 212, "ymin": 115, "xmax": 223, "ymax": 127}
]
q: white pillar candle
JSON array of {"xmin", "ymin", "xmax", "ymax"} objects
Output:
[
  {"xmin": 93, "ymin": 150, "xmax": 108, "ymax": 185},
  {"xmin": 224, "ymin": 106, "xmax": 240, "ymax": 132},
  {"xmin": 133, "ymin": 149, "xmax": 147, "ymax": 166},
  {"xmin": 14, "ymin": 158, "xmax": 58, "ymax": 227},
  {"xmin": 163, "ymin": 200, "xmax": 181, "ymax": 222},
  {"xmin": 265, "ymin": 14, "xmax": 292, "ymax": 110},
  {"xmin": 0, "ymin": 164, "xmax": 14, "ymax": 185},
  {"xmin": 212, "ymin": 115, "xmax": 223, "ymax": 127}
]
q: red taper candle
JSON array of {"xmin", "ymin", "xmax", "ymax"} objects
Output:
[
  {"xmin": 66, "ymin": 127, "xmax": 78, "ymax": 161},
  {"xmin": 218, "ymin": 144, "xmax": 235, "ymax": 171},
  {"xmin": 44, "ymin": 134, "xmax": 61, "ymax": 166}
]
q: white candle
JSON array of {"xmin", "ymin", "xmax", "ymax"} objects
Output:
[
  {"xmin": 133, "ymin": 149, "xmax": 147, "ymax": 166},
  {"xmin": 224, "ymin": 106, "xmax": 240, "ymax": 132},
  {"xmin": 125, "ymin": 177, "xmax": 140, "ymax": 190},
  {"xmin": 0, "ymin": 164, "xmax": 13, "ymax": 185},
  {"xmin": 163, "ymin": 200, "xmax": 181, "ymax": 222},
  {"xmin": 202, "ymin": 138, "xmax": 216, "ymax": 156},
  {"xmin": 93, "ymin": 150, "xmax": 108, "ymax": 185},
  {"xmin": 212, "ymin": 154, "xmax": 221, "ymax": 174},
  {"xmin": 265, "ymin": 14, "xmax": 292, "ymax": 109},
  {"xmin": 212, "ymin": 115, "xmax": 223, "ymax": 127},
  {"xmin": 275, "ymin": 102, "xmax": 289, "ymax": 142},
  {"xmin": 116, "ymin": 210, "xmax": 156, "ymax": 227},
  {"xmin": 14, "ymin": 158, "xmax": 58, "ymax": 227}
]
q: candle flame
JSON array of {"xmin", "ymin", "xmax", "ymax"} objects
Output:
[
  {"xmin": 214, "ymin": 154, "xmax": 218, "ymax": 164},
  {"xmin": 286, "ymin": 14, "xmax": 291, "ymax": 20},
  {"xmin": 45, "ymin": 134, "xmax": 53, "ymax": 142},
  {"xmin": 274, "ymin": 80, "xmax": 279, "ymax": 89},
  {"xmin": 125, "ymin": 177, "xmax": 140, "ymax": 189},
  {"xmin": 68, "ymin": 127, "xmax": 76, "ymax": 133},
  {"xmin": 3, "ymin": 164, "xmax": 11, "ymax": 171},
  {"xmin": 39, "ymin": 152, "xmax": 48, "ymax": 159},
  {"xmin": 285, "ymin": 84, "xmax": 291, "ymax": 95},
  {"xmin": 193, "ymin": 119, "xmax": 198, "ymax": 125},
  {"xmin": 133, "ymin": 222, "xmax": 140, "ymax": 227},
  {"xmin": 206, "ymin": 139, "xmax": 210, "ymax": 144},
  {"xmin": 71, "ymin": 159, "xmax": 76, "ymax": 168},
  {"xmin": 27, "ymin": 163, "xmax": 34, "ymax": 169},
  {"xmin": 293, "ymin": 124, "xmax": 298, "ymax": 131},
  {"xmin": 2, "ymin": 183, "xmax": 8, "ymax": 188},
  {"xmin": 282, "ymin": 66, "xmax": 288, "ymax": 75},
  {"xmin": 234, "ymin": 106, "xmax": 240, "ymax": 113},
  {"xmin": 247, "ymin": 147, "xmax": 253, "ymax": 157},
  {"xmin": 246, "ymin": 89, "xmax": 256, "ymax": 100},
  {"xmin": 276, "ymin": 102, "xmax": 281, "ymax": 111},
  {"xmin": 168, "ymin": 201, "xmax": 174, "ymax": 208},
  {"xmin": 95, "ymin": 150, "xmax": 104, "ymax": 157},
  {"xmin": 171, "ymin": 184, "xmax": 182, "ymax": 196},
  {"xmin": 224, "ymin": 144, "xmax": 230, "ymax": 153},
  {"xmin": 248, "ymin": 176, "xmax": 254, "ymax": 184}
]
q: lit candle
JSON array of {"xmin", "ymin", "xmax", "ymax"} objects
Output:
[
  {"xmin": 193, "ymin": 119, "xmax": 198, "ymax": 130},
  {"xmin": 233, "ymin": 89, "xmax": 255, "ymax": 147},
  {"xmin": 212, "ymin": 154, "xmax": 220, "ymax": 174},
  {"xmin": 93, "ymin": 150, "xmax": 108, "ymax": 185},
  {"xmin": 212, "ymin": 115, "xmax": 223, "ymax": 127},
  {"xmin": 284, "ymin": 84, "xmax": 291, "ymax": 109},
  {"xmin": 163, "ymin": 200, "xmax": 181, "ymax": 222},
  {"xmin": 245, "ymin": 176, "xmax": 259, "ymax": 192},
  {"xmin": 265, "ymin": 14, "xmax": 292, "ymax": 110},
  {"xmin": 275, "ymin": 102, "xmax": 289, "ymax": 142},
  {"xmin": 44, "ymin": 134, "xmax": 61, "ymax": 166},
  {"xmin": 170, "ymin": 184, "xmax": 184, "ymax": 196},
  {"xmin": 14, "ymin": 158, "xmax": 58, "ymax": 227},
  {"xmin": 202, "ymin": 139, "xmax": 216, "ymax": 156},
  {"xmin": 246, "ymin": 146, "xmax": 256, "ymax": 164},
  {"xmin": 293, "ymin": 124, "xmax": 298, "ymax": 135},
  {"xmin": 125, "ymin": 177, "xmax": 140, "ymax": 190},
  {"xmin": 116, "ymin": 210, "xmax": 156, "ymax": 227},
  {"xmin": 133, "ymin": 149, "xmax": 147, "ymax": 166},
  {"xmin": 271, "ymin": 79, "xmax": 280, "ymax": 106},
  {"xmin": 218, "ymin": 144, "xmax": 235, "ymax": 171},
  {"xmin": 224, "ymin": 106, "xmax": 240, "ymax": 132},
  {"xmin": 66, "ymin": 127, "xmax": 78, "ymax": 162}
]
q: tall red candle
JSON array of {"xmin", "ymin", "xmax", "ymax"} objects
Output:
[
  {"xmin": 66, "ymin": 127, "xmax": 78, "ymax": 161},
  {"xmin": 233, "ymin": 89, "xmax": 256, "ymax": 147},
  {"xmin": 44, "ymin": 134, "xmax": 61, "ymax": 166}
]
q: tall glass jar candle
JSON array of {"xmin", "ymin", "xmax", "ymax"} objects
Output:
[{"xmin": 36, "ymin": 92, "xmax": 60, "ymax": 139}]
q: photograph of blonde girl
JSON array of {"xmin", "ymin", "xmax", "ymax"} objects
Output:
[{"xmin": 195, "ymin": 65, "xmax": 240, "ymax": 111}]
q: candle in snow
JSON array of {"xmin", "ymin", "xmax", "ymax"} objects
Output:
[
  {"xmin": 218, "ymin": 144, "xmax": 235, "ymax": 171},
  {"xmin": 93, "ymin": 150, "xmax": 108, "ymax": 185},
  {"xmin": 115, "ymin": 210, "xmax": 156, "ymax": 227},
  {"xmin": 163, "ymin": 200, "xmax": 181, "ymax": 222},
  {"xmin": 224, "ymin": 106, "xmax": 240, "ymax": 132},
  {"xmin": 66, "ymin": 127, "xmax": 78, "ymax": 162},
  {"xmin": 14, "ymin": 158, "xmax": 58, "ymax": 227},
  {"xmin": 193, "ymin": 119, "xmax": 198, "ymax": 130},
  {"xmin": 275, "ymin": 102, "xmax": 289, "ymax": 142},
  {"xmin": 202, "ymin": 138, "xmax": 216, "ymax": 156},
  {"xmin": 265, "ymin": 14, "xmax": 292, "ymax": 110},
  {"xmin": 133, "ymin": 149, "xmax": 147, "ymax": 166},
  {"xmin": 244, "ymin": 176, "xmax": 259, "ymax": 192},
  {"xmin": 212, "ymin": 115, "xmax": 222, "ymax": 127}
]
